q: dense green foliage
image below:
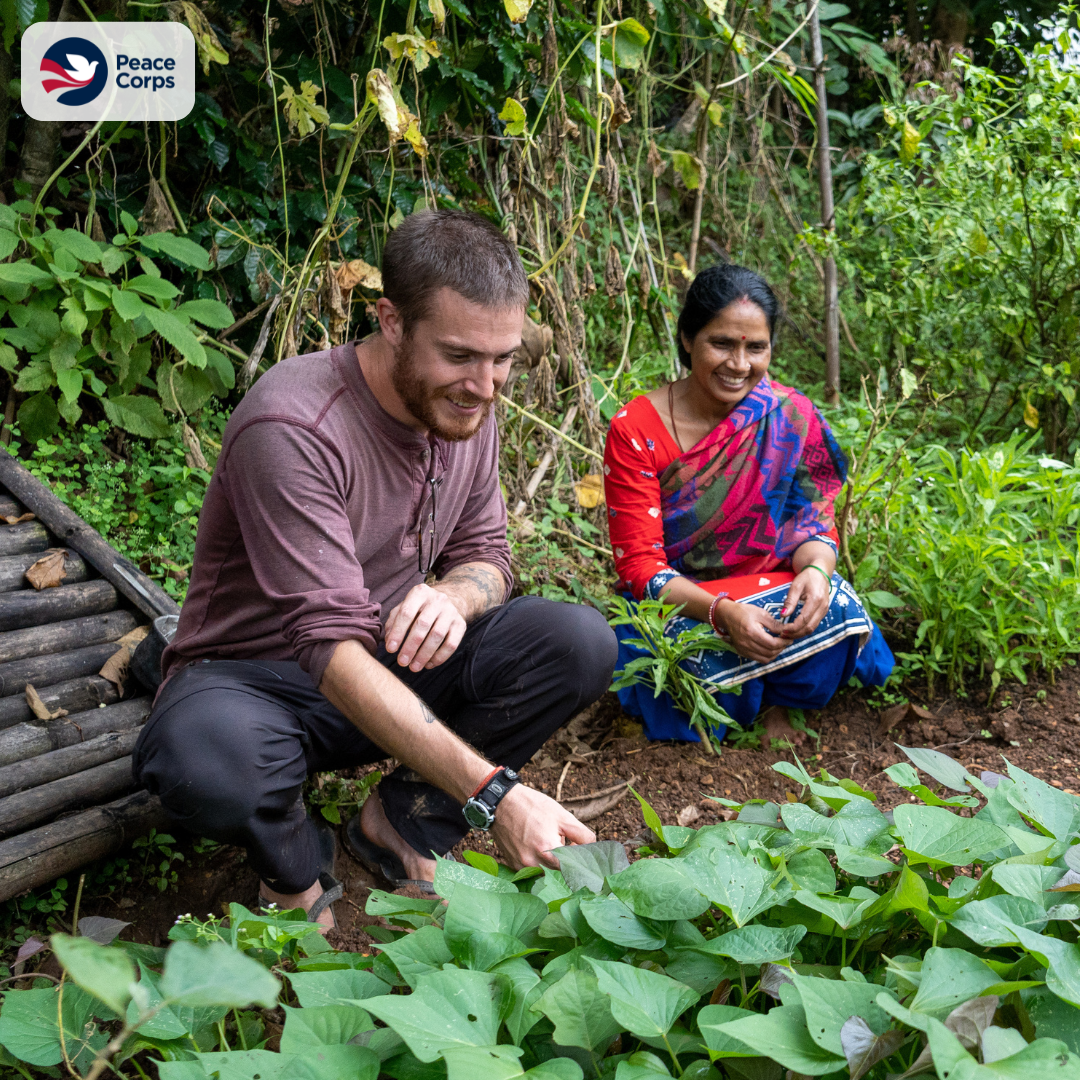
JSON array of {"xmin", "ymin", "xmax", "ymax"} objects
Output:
[{"xmin": 3, "ymin": 746, "xmax": 1080, "ymax": 1078}]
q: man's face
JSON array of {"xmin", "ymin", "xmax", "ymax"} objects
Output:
[{"xmin": 389, "ymin": 288, "xmax": 523, "ymax": 442}]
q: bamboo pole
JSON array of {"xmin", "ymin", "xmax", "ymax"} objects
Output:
[{"xmin": 809, "ymin": 3, "xmax": 841, "ymax": 405}]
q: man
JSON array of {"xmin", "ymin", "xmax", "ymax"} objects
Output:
[{"xmin": 133, "ymin": 210, "xmax": 618, "ymax": 928}]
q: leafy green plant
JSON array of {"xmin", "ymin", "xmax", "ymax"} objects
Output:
[
  {"xmin": 6, "ymin": 418, "xmax": 217, "ymax": 600},
  {"xmin": 609, "ymin": 596, "xmax": 739, "ymax": 751},
  {"xmin": 4, "ymin": 744, "xmax": 1080, "ymax": 1079},
  {"xmin": 0, "ymin": 202, "xmax": 235, "ymax": 443},
  {"xmin": 305, "ymin": 769, "xmax": 382, "ymax": 825}
]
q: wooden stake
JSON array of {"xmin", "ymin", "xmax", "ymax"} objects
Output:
[{"xmin": 809, "ymin": 3, "xmax": 841, "ymax": 406}]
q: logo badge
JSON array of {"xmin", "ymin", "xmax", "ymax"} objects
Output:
[
  {"xmin": 21, "ymin": 22, "xmax": 194, "ymax": 121},
  {"xmin": 40, "ymin": 37, "xmax": 108, "ymax": 106}
]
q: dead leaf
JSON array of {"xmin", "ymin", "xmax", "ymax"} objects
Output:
[
  {"xmin": 709, "ymin": 979, "xmax": 731, "ymax": 1006},
  {"xmin": 518, "ymin": 316, "xmax": 553, "ymax": 368},
  {"xmin": 140, "ymin": 177, "xmax": 176, "ymax": 235},
  {"xmin": 897, "ymin": 995, "xmax": 997, "ymax": 1079},
  {"xmin": 609, "ymin": 79, "xmax": 632, "ymax": 130},
  {"xmin": 602, "ymin": 149, "xmax": 620, "ymax": 203},
  {"xmin": 841, "ymin": 1017, "xmax": 905, "ymax": 1080},
  {"xmin": 26, "ymin": 684, "xmax": 67, "ymax": 721},
  {"xmin": 646, "ymin": 140, "xmax": 666, "ymax": 178},
  {"xmin": 760, "ymin": 962, "xmax": 794, "ymax": 999},
  {"xmin": 336, "ymin": 259, "xmax": 383, "ymax": 292},
  {"xmin": 0, "ymin": 513, "xmax": 35, "ymax": 525},
  {"xmin": 604, "ymin": 244, "xmax": 626, "ymax": 299},
  {"xmin": 323, "ymin": 263, "xmax": 348, "ymax": 343},
  {"xmin": 181, "ymin": 424, "xmax": 209, "ymax": 471},
  {"xmin": 573, "ymin": 474, "xmax": 605, "ymax": 508},
  {"xmin": 25, "ymin": 549, "xmax": 69, "ymax": 590},
  {"xmin": 876, "ymin": 700, "xmax": 935, "ymax": 737},
  {"xmin": 677, "ymin": 804, "xmax": 702, "ymax": 826},
  {"xmin": 99, "ymin": 625, "xmax": 151, "ymax": 693}
]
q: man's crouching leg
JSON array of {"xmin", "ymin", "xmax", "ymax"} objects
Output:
[
  {"xmin": 132, "ymin": 662, "xmax": 336, "ymax": 927},
  {"xmin": 377, "ymin": 595, "xmax": 619, "ymax": 865}
]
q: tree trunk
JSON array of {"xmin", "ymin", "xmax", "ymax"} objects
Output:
[
  {"xmin": 16, "ymin": 0, "xmax": 82, "ymax": 195},
  {"xmin": 930, "ymin": 0, "xmax": 970, "ymax": 51},
  {"xmin": 809, "ymin": 4, "xmax": 841, "ymax": 406},
  {"xmin": 0, "ymin": 46, "xmax": 12, "ymax": 179}
]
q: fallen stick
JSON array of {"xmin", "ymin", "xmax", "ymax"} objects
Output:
[
  {"xmin": 0, "ymin": 611, "xmax": 138, "ymax": 665},
  {"xmin": 0, "ymin": 757, "xmax": 136, "ymax": 837},
  {"xmin": 561, "ymin": 776, "xmax": 639, "ymax": 803},
  {"xmin": 513, "ymin": 405, "xmax": 579, "ymax": 516},
  {"xmin": 0, "ymin": 728, "xmax": 141, "ymax": 798},
  {"xmin": 0, "ymin": 580, "xmax": 118, "ymax": 633},
  {"xmin": 0, "ymin": 789, "xmax": 165, "ymax": 902},
  {"xmin": 0, "ymin": 698, "xmax": 151, "ymax": 767}
]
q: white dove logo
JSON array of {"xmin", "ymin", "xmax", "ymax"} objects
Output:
[{"xmin": 41, "ymin": 53, "xmax": 97, "ymax": 91}]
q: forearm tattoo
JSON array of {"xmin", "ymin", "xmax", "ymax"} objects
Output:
[
  {"xmin": 419, "ymin": 699, "xmax": 439, "ymax": 725},
  {"xmin": 438, "ymin": 562, "xmax": 505, "ymax": 619}
]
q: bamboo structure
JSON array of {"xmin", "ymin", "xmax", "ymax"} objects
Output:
[{"xmin": 0, "ymin": 453, "xmax": 176, "ymax": 901}]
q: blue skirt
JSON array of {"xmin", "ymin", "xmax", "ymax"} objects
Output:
[{"xmin": 613, "ymin": 571, "xmax": 895, "ymax": 743}]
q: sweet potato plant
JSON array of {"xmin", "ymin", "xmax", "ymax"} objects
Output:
[{"xmin": 2, "ymin": 745, "xmax": 1079, "ymax": 1079}]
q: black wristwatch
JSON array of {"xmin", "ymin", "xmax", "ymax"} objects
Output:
[{"xmin": 463, "ymin": 767, "xmax": 520, "ymax": 830}]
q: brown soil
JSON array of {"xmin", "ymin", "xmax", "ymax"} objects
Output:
[{"xmin": 66, "ymin": 665, "xmax": 1080, "ymax": 949}]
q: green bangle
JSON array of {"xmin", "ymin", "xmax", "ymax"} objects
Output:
[{"xmin": 803, "ymin": 564, "xmax": 833, "ymax": 586}]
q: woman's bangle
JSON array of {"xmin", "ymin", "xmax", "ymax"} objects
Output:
[
  {"xmin": 708, "ymin": 593, "xmax": 730, "ymax": 637},
  {"xmin": 803, "ymin": 564, "xmax": 833, "ymax": 587}
]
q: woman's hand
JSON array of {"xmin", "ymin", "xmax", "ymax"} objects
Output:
[
  {"xmin": 779, "ymin": 567, "xmax": 832, "ymax": 641},
  {"xmin": 714, "ymin": 601, "xmax": 790, "ymax": 663}
]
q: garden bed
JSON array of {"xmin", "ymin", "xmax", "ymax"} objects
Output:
[{"xmin": 58, "ymin": 663, "xmax": 1080, "ymax": 953}]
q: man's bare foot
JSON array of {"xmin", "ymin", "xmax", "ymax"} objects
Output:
[
  {"xmin": 259, "ymin": 879, "xmax": 334, "ymax": 932},
  {"xmin": 761, "ymin": 706, "xmax": 807, "ymax": 748},
  {"xmin": 360, "ymin": 790, "xmax": 437, "ymax": 883}
]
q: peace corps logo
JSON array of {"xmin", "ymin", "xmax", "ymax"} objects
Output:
[{"xmin": 39, "ymin": 37, "xmax": 108, "ymax": 106}]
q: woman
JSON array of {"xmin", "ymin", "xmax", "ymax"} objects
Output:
[{"xmin": 603, "ymin": 264, "xmax": 893, "ymax": 746}]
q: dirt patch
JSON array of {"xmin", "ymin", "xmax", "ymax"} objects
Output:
[{"xmin": 62, "ymin": 666, "xmax": 1080, "ymax": 945}]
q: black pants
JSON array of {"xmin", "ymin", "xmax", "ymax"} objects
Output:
[{"xmin": 132, "ymin": 596, "xmax": 617, "ymax": 894}]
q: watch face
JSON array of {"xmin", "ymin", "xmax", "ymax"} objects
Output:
[{"xmin": 463, "ymin": 799, "xmax": 493, "ymax": 829}]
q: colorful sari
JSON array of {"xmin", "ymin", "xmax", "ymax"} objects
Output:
[{"xmin": 603, "ymin": 378, "xmax": 894, "ymax": 742}]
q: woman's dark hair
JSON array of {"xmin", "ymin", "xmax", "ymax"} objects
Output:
[{"xmin": 676, "ymin": 263, "xmax": 780, "ymax": 368}]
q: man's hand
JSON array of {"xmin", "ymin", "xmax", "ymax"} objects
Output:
[
  {"xmin": 490, "ymin": 785, "xmax": 596, "ymax": 870},
  {"xmin": 384, "ymin": 583, "xmax": 467, "ymax": 672},
  {"xmin": 779, "ymin": 567, "xmax": 832, "ymax": 641},
  {"xmin": 715, "ymin": 601, "xmax": 790, "ymax": 664}
]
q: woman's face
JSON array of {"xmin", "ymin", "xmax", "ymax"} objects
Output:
[{"xmin": 682, "ymin": 299, "xmax": 772, "ymax": 412}]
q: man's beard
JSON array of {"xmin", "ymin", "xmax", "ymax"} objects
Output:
[{"xmin": 391, "ymin": 342, "xmax": 493, "ymax": 442}]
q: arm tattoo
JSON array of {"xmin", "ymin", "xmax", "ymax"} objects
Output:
[
  {"xmin": 419, "ymin": 699, "xmax": 439, "ymax": 725},
  {"xmin": 437, "ymin": 562, "xmax": 506, "ymax": 620}
]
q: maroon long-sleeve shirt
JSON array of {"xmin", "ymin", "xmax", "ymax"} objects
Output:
[{"xmin": 162, "ymin": 341, "xmax": 513, "ymax": 687}]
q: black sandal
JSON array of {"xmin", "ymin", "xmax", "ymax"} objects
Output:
[
  {"xmin": 256, "ymin": 817, "xmax": 344, "ymax": 928},
  {"xmin": 343, "ymin": 814, "xmax": 438, "ymax": 895}
]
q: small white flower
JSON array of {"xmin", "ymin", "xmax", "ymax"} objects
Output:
[
  {"xmin": 615, "ymin": 547, "xmax": 624, "ymax": 558},
  {"xmin": 758, "ymin": 577, "xmax": 770, "ymax": 586},
  {"xmin": 603, "ymin": 464, "xmax": 611, "ymax": 475},
  {"xmin": 648, "ymin": 506, "xmax": 660, "ymax": 518},
  {"xmin": 631, "ymin": 438, "xmax": 642, "ymax": 451}
]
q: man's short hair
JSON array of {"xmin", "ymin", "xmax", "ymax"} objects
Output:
[{"xmin": 381, "ymin": 209, "xmax": 529, "ymax": 332}]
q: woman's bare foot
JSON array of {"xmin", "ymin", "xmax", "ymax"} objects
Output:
[
  {"xmin": 360, "ymin": 790, "xmax": 437, "ymax": 884},
  {"xmin": 761, "ymin": 705, "xmax": 807, "ymax": 748},
  {"xmin": 259, "ymin": 879, "xmax": 334, "ymax": 932}
]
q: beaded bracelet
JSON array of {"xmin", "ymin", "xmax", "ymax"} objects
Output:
[
  {"xmin": 803, "ymin": 564, "xmax": 833, "ymax": 587},
  {"xmin": 708, "ymin": 593, "xmax": 730, "ymax": 637}
]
